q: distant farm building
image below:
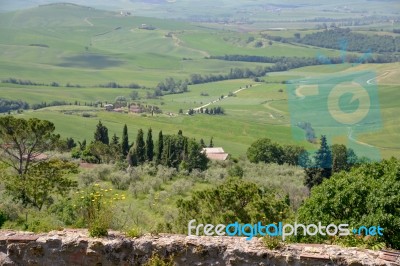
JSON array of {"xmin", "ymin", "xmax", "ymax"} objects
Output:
[
  {"xmin": 104, "ymin": 104, "xmax": 114, "ymax": 111},
  {"xmin": 129, "ymin": 105, "xmax": 142, "ymax": 114},
  {"xmin": 203, "ymin": 147, "xmax": 229, "ymax": 161}
]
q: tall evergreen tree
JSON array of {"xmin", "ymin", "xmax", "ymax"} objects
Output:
[
  {"xmin": 94, "ymin": 121, "xmax": 109, "ymax": 145},
  {"xmin": 183, "ymin": 139, "xmax": 209, "ymax": 171},
  {"xmin": 304, "ymin": 135, "xmax": 332, "ymax": 189},
  {"xmin": 121, "ymin": 124, "xmax": 129, "ymax": 157},
  {"xmin": 135, "ymin": 129, "xmax": 146, "ymax": 164},
  {"xmin": 111, "ymin": 133, "xmax": 119, "ymax": 145},
  {"xmin": 145, "ymin": 128, "xmax": 154, "ymax": 161},
  {"xmin": 314, "ymin": 135, "xmax": 332, "ymax": 169},
  {"xmin": 200, "ymin": 139, "xmax": 206, "ymax": 148},
  {"xmin": 157, "ymin": 130, "xmax": 163, "ymax": 164},
  {"xmin": 209, "ymin": 137, "xmax": 214, "ymax": 148},
  {"xmin": 128, "ymin": 147, "xmax": 138, "ymax": 166}
]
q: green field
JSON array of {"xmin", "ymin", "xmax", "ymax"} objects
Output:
[{"xmin": 0, "ymin": 3, "xmax": 399, "ymax": 159}]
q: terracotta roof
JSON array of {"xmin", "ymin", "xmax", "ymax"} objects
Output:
[
  {"xmin": 206, "ymin": 153, "xmax": 229, "ymax": 161},
  {"xmin": 202, "ymin": 147, "xmax": 229, "ymax": 161},
  {"xmin": 203, "ymin": 147, "xmax": 225, "ymax": 153}
]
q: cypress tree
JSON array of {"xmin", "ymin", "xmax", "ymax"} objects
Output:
[
  {"xmin": 209, "ymin": 137, "xmax": 214, "ymax": 148},
  {"xmin": 135, "ymin": 129, "xmax": 146, "ymax": 164},
  {"xmin": 128, "ymin": 147, "xmax": 138, "ymax": 166},
  {"xmin": 111, "ymin": 133, "xmax": 119, "ymax": 145},
  {"xmin": 121, "ymin": 124, "xmax": 129, "ymax": 157},
  {"xmin": 94, "ymin": 121, "xmax": 109, "ymax": 145},
  {"xmin": 157, "ymin": 130, "xmax": 163, "ymax": 164},
  {"xmin": 200, "ymin": 138, "xmax": 206, "ymax": 148},
  {"xmin": 145, "ymin": 128, "xmax": 154, "ymax": 161}
]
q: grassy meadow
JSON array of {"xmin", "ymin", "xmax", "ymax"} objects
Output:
[{"xmin": 0, "ymin": 3, "xmax": 399, "ymax": 160}]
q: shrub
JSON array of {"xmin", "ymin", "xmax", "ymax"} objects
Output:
[
  {"xmin": 126, "ymin": 226, "xmax": 142, "ymax": 238},
  {"xmin": 262, "ymin": 235, "xmax": 284, "ymax": 250},
  {"xmin": 74, "ymin": 184, "xmax": 126, "ymax": 237},
  {"xmin": 176, "ymin": 177, "xmax": 292, "ymax": 232},
  {"xmin": 297, "ymin": 158, "xmax": 400, "ymax": 250}
]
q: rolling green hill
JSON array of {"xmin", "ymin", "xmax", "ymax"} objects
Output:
[{"xmin": 0, "ymin": 3, "xmax": 399, "ymax": 159}]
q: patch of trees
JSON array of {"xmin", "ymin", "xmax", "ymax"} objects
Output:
[
  {"xmin": 303, "ymin": 135, "xmax": 360, "ymax": 189},
  {"xmin": 128, "ymin": 130, "xmax": 208, "ymax": 172},
  {"xmin": 208, "ymin": 53, "xmax": 400, "ymax": 66},
  {"xmin": 246, "ymin": 135, "xmax": 361, "ymax": 190},
  {"xmin": 156, "ymin": 77, "xmax": 188, "ymax": 94},
  {"xmin": 0, "ymin": 98, "xmax": 29, "ymax": 113},
  {"xmin": 31, "ymin": 101, "xmax": 70, "ymax": 110},
  {"xmin": 99, "ymin": 82, "xmax": 143, "ymax": 89},
  {"xmin": 188, "ymin": 106, "xmax": 225, "ymax": 116},
  {"xmin": 29, "ymin": 44, "xmax": 49, "ymax": 48},
  {"xmin": 247, "ymin": 138, "xmax": 309, "ymax": 166},
  {"xmin": 0, "ymin": 116, "xmax": 78, "ymax": 210},
  {"xmin": 72, "ymin": 122, "xmax": 208, "ymax": 172},
  {"xmin": 297, "ymin": 122, "xmax": 317, "ymax": 143},
  {"xmin": 292, "ymin": 28, "xmax": 400, "ymax": 53},
  {"xmin": 176, "ymin": 177, "xmax": 291, "ymax": 232},
  {"xmin": 2, "ymin": 78, "xmax": 82, "ymax": 88},
  {"xmin": 298, "ymin": 158, "xmax": 400, "ymax": 250}
]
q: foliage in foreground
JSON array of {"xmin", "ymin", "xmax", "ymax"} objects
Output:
[
  {"xmin": 297, "ymin": 158, "xmax": 400, "ymax": 250},
  {"xmin": 176, "ymin": 177, "xmax": 292, "ymax": 232}
]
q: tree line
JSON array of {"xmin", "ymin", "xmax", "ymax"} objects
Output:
[
  {"xmin": 246, "ymin": 135, "xmax": 361, "ymax": 189},
  {"xmin": 71, "ymin": 122, "xmax": 209, "ymax": 172},
  {"xmin": 208, "ymin": 53, "xmax": 400, "ymax": 66},
  {"xmin": 278, "ymin": 28, "xmax": 400, "ymax": 53},
  {"xmin": 0, "ymin": 98, "xmax": 29, "ymax": 113}
]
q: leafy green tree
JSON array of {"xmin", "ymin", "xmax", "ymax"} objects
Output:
[
  {"xmin": 282, "ymin": 144, "xmax": 309, "ymax": 166},
  {"xmin": 135, "ymin": 129, "xmax": 146, "ymax": 164},
  {"xmin": 121, "ymin": 124, "xmax": 130, "ymax": 157},
  {"xmin": 298, "ymin": 158, "xmax": 400, "ymax": 249},
  {"xmin": 156, "ymin": 130, "xmax": 163, "ymax": 164},
  {"xmin": 176, "ymin": 178, "xmax": 291, "ymax": 232},
  {"xmin": 145, "ymin": 128, "xmax": 154, "ymax": 161},
  {"xmin": 0, "ymin": 116, "xmax": 58, "ymax": 175},
  {"xmin": 228, "ymin": 164, "xmax": 244, "ymax": 178},
  {"xmin": 94, "ymin": 121, "xmax": 109, "ymax": 145},
  {"xmin": 247, "ymin": 138, "xmax": 282, "ymax": 164},
  {"xmin": 3, "ymin": 159, "xmax": 78, "ymax": 210},
  {"xmin": 87, "ymin": 141, "xmax": 113, "ymax": 164},
  {"xmin": 182, "ymin": 139, "xmax": 209, "ymax": 172},
  {"xmin": 331, "ymin": 144, "xmax": 359, "ymax": 173}
]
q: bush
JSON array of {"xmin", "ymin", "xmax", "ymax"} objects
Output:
[
  {"xmin": 171, "ymin": 179, "xmax": 193, "ymax": 195},
  {"xmin": 0, "ymin": 209, "xmax": 8, "ymax": 228},
  {"xmin": 126, "ymin": 226, "xmax": 143, "ymax": 238},
  {"xmin": 297, "ymin": 158, "xmax": 400, "ymax": 250},
  {"xmin": 74, "ymin": 185, "xmax": 126, "ymax": 238},
  {"xmin": 110, "ymin": 171, "xmax": 132, "ymax": 190},
  {"xmin": 262, "ymin": 235, "xmax": 284, "ymax": 250},
  {"xmin": 176, "ymin": 177, "xmax": 292, "ymax": 232}
]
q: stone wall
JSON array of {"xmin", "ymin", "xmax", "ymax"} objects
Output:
[{"xmin": 0, "ymin": 230, "xmax": 399, "ymax": 266}]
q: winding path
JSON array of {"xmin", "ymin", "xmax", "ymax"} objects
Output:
[
  {"xmin": 192, "ymin": 84, "xmax": 260, "ymax": 111},
  {"xmin": 84, "ymin": 17, "xmax": 93, "ymax": 26}
]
